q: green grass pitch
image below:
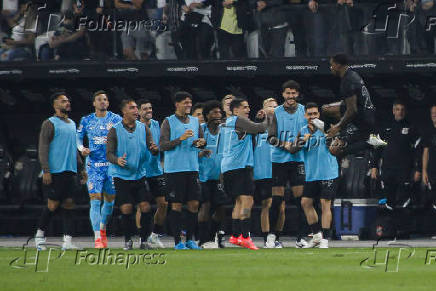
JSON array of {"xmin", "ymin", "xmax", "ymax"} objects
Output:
[{"xmin": 1, "ymin": 247, "xmax": 436, "ymax": 290}]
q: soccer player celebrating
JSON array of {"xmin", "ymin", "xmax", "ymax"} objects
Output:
[
  {"xmin": 197, "ymin": 100, "xmax": 227, "ymax": 248},
  {"xmin": 254, "ymin": 98, "xmax": 278, "ymax": 248},
  {"xmin": 35, "ymin": 92, "xmax": 87, "ymax": 250},
  {"xmin": 137, "ymin": 99, "xmax": 167, "ymax": 248},
  {"xmin": 107, "ymin": 99, "xmax": 159, "ymax": 250},
  {"xmin": 268, "ymin": 80, "xmax": 308, "ymax": 248},
  {"xmin": 289, "ymin": 103, "xmax": 339, "ymax": 248},
  {"xmin": 325, "ymin": 53, "xmax": 385, "ymax": 157},
  {"xmin": 222, "ymin": 97, "xmax": 272, "ymax": 250},
  {"xmin": 77, "ymin": 90, "xmax": 122, "ymax": 249},
  {"xmin": 160, "ymin": 91, "xmax": 206, "ymax": 250}
]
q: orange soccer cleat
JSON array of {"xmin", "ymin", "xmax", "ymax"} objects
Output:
[
  {"xmin": 239, "ymin": 237, "xmax": 259, "ymax": 250},
  {"xmin": 100, "ymin": 229, "xmax": 108, "ymax": 248},
  {"xmin": 95, "ymin": 237, "xmax": 105, "ymax": 249},
  {"xmin": 229, "ymin": 235, "xmax": 243, "ymax": 246}
]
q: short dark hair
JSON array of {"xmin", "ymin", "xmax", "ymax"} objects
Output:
[
  {"xmin": 305, "ymin": 102, "xmax": 319, "ymax": 111},
  {"xmin": 331, "ymin": 53, "xmax": 349, "ymax": 66},
  {"xmin": 173, "ymin": 91, "xmax": 192, "ymax": 103},
  {"xmin": 119, "ymin": 98, "xmax": 136, "ymax": 112},
  {"xmin": 137, "ymin": 98, "xmax": 152, "ymax": 108},
  {"xmin": 393, "ymin": 99, "xmax": 406, "ymax": 107},
  {"xmin": 92, "ymin": 90, "xmax": 107, "ymax": 102},
  {"xmin": 282, "ymin": 80, "xmax": 300, "ymax": 92},
  {"xmin": 50, "ymin": 91, "xmax": 67, "ymax": 106},
  {"xmin": 203, "ymin": 100, "xmax": 222, "ymax": 122},
  {"xmin": 230, "ymin": 97, "xmax": 247, "ymax": 113},
  {"xmin": 192, "ymin": 102, "xmax": 204, "ymax": 113}
]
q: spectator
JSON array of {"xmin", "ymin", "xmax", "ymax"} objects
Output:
[
  {"xmin": 409, "ymin": 0, "xmax": 436, "ymax": 55},
  {"xmin": 0, "ymin": 0, "xmax": 37, "ymax": 61},
  {"xmin": 48, "ymin": 9, "xmax": 88, "ymax": 60},
  {"xmin": 115, "ymin": 0, "xmax": 154, "ymax": 60},
  {"xmin": 256, "ymin": 0, "xmax": 287, "ymax": 58},
  {"xmin": 305, "ymin": 0, "xmax": 326, "ymax": 56},
  {"xmin": 203, "ymin": 0, "xmax": 253, "ymax": 59}
]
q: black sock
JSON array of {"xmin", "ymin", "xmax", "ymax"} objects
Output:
[
  {"xmin": 310, "ymin": 222, "xmax": 321, "ymax": 235},
  {"xmin": 186, "ymin": 211, "xmax": 198, "ymax": 241},
  {"xmin": 62, "ymin": 208, "xmax": 74, "ymax": 236},
  {"xmin": 274, "ymin": 231, "xmax": 281, "ymax": 241},
  {"xmin": 232, "ymin": 219, "xmax": 241, "ymax": 237},
  {"xmin": 140, "ymin": 212, "xmax": 152, "ymax": 241},
  {"xmin": 240, "ymin": 218, "xmax": 250, "ymax": 239},
  {"xmin": 198, "ymin": 221, "xmax": 210, "ymax": 245},
  {"xmin": 262, "ymin": 232, "xmax": 269, "ymax": 243},
  {"xmin": 210, "ymin": 218, "xmax": 221, "ymax": 241},
  {"xmin": 322, "ymin": 228, "xmax": 330, "ymax": 239},
  {"xmin": 37, "ymin": 207, "xmax": 57, "ymax": 233},
  {"xmin": 121, "ymin": 214, "xmax": 134, "ymax": 242},
  {"xmin": 270, "ymin": 196, "xmax": 283, "ymax": 234},
  {"xmin": 295, "ymin": 196, "xmax": 306, "ymax": 241},
  {"xmin": 170, "ymin": 210, "xmax": 182, "ymax": 245},
  {"xmin": 153, "ymin": 223, "xmax": 164, "ymax": 235}
]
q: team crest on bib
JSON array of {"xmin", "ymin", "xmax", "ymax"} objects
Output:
[
  {"xmin": 402, "ymin": 128, "xmax": 409, "ymax": 135},
  {"xmin": 107, "ymin": 123, "xmax": 113, "ymax": 130}
]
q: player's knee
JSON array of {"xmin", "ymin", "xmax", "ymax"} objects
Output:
[
  {"xmin": 301, "ymin": 198, "xmax": 312, "ymax": 210},
  {"xmin": 90, "ymin": 193, "xmax": 102, "ymax": 200},
  {"xmin": 156, "ymin": 199, "xmax": 168, "ymax": 210},
  {"xmin": 187, "ymin": 200, "xmax": 199, "ymax": 212},
  {"xmin": 120, "ymin": 204, "xmax": 133, "ymax": 214},
  {"xmin": 171, "ymin": 203, "xmax": 182, "ymax": 212},
  {"xmin": 103, "ymin": 194, "xmax": 115, "ymax": 203},
  {"xmin": 62, "ymin": 198, "xmax": 75, "ymax": 209},
  {"xmin": 139, "ymin": 202, "xmax": 151, "ymax": 213},
  {"xmin": 262, "ymin": 198, "xmax": 272, "ymax": 209},
  {"xmin": 47, "ymin": 199, "xmax": 59, "ymax": 212},
  {"xmin": 321, "ymin": 200, "xmax": 332, "ymax": 212}
]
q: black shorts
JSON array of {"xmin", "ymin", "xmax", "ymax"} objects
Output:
[
  {"xmin": 254, "ymin": 179, "xmax": 272, "ymax": 203},
  {"xmin": 146, "ymin": 175, "xmax": 168, "ymax": 198},
  {"xmin": 200, "ymin": 180, "xmax": 229, "ymax": 207},
  {"xmin": 46, "ymin": 171, "xmax": 77, "ymax": 202},
  {"xmin": 272, "ymin": 162, "xmax": 305, "ymax": 187},
  {"xmin": 223, "ymin": 167, "xmax": 255, "ymax": 198},
  {"xmin": 302, "ymin": 179, "xmax": 338, "ymax": 201},
  {"xmin": 114, "ymin": 177, "xmax": 152, "ymax": 206},
  {"xmin": 166, "ymin": 171, "xmax": 201, "ymax": 203}
]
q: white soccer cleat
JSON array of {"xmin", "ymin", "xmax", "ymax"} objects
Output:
[
  {"xmin": 201, "ymin": 241, "xmax": 219, "ymax": 249},
  {"xmin": 307, "ymin": 232, "xmax": 322, "ymax": 248},
  {"xmin": 367, "ymin": 134, "xmax": 387, "ymax": 147},
  {"xmin": 265, "ymin": 234, "xmax": 276, "ymax": 249},
  {"xmin": 62, "ymin": 235, "xmax": 78, "ymax": 250},
  {"xmin": 312, "ymin": 118, "xmax": 325, "ymax": 132},
  {"xmin": 35, "ymin": 236, "xmax": 47, "ymax": 251},
  {"xmin": 319, "ymin": 239, "xmax": 329, "ymax": 249},
  {"xmin": 295, "ymin": 238, "xmax": 310, "ymax": 248},
  {"xmin": 274, "ymin": 241, "xmax": 284, "ymax": 249},
  {"xmin": 147, "ymin": 232, "xmax": 164, "ymax": 248}
]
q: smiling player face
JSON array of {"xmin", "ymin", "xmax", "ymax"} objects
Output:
[
  {"xmin": 139, "ymin": 102, "xmax": 153, "ymax": 121},
  {"xmin": 282, "ymin": 88, "xmax": 298, "ymax": 108}
]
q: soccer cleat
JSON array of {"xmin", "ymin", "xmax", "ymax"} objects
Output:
[
  {"xmin": 229, "ymin": 235, "xmax": 243, "ymax": 246},
  {"xmin": 123, "ymin": 240, "xmax": 133, "ymax": 251},
  {"xmin": 201, "ymin": 241, "xmax": 219, "ymax": 249},
  {"xmin": 240, "ymin": 237, "xmax": 259, "ymax": 250},
  {"xmin": 319, "ymin": 239, "xmax": 329, "ymax": 249},
  {"xmin": 95, "ymin": 238, "xmax": 105, "ymax": 249},
  {"xmin": 295, "ymin": 238, "xmax": 310, "ymax": 248},
  {"xmin": 62, "ymin": 235, "xmax": 78, "ymax": 250},
  {"xmin": 274, "ymin": 241, "xmax": 283, "ymax": 249},
  {"xmin": 265, "ymin": 234, "xmax": 276, "ymax": 249},
  {"xmin": 307, "ymin": 232, "xmax": 322, "ymax": 248},
  {"xmin": 35, "ymin": 236, "xmax": 47, "ymax": 251},
  {"xmin": 174, "ymin": 242, "xmax": 189, "ymax": 250},
  {"xmin": 100, "ymin": 229, "xmax": 108, "ymax": 248},
  {"xmin": 367, "ymin": 134, "xmax": 387, "ymax": 147},
  {"xmin": 147, "ymin": 232, "xmax": 164, "ymax": 248},
  {"xmin": 139, "ymin": 242, "xmax": 154, "ymax": 250},
  {"xmin": 216, "ymin": 231, "xmax": 225, "ymax": 248},
  {"xmin": 186, "ymin": 240, "xmax": 202, "ymax": 250}
]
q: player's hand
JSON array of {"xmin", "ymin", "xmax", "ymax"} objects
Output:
[
  {"xmin": 80, "ymin": 170, "xmax": 88, "ymax": 185},
  {"xmin": 413, "ymin": 171, "xmax": 421, "ymax": 182},
  {"xmin": 370, "ymin": 168, "xmax": 378, "ymax": 180},
  {"xmin": 117, "ymin": 153, "xmax": 127, "ymax": 167},
  {"xmin": 193, "ymin": 138, "xmax": 206, "ymax": 148},
  {"xmin": 256, "ymin": 109, "xmax": 266, "ymax": 120},
  {"xmin": 199, "ymin": 149, "xmax": 212, "ymax": 158},
  {"xmin": 180, "ymin": 129, "xmax": 194, "ymax": 141},
  {"xmin": 326, "ymin": 124, "xmax": 341, "ymax": 138},
  {"xmin": 81, "ymin": 147, "xmax": 91, "ymax": 157},
  {"xmin": 422, "ymin": 170, "xmax": 429, "ymax": 186},
  {"xmin": 42, "ymin": 173, "xmax": 52, "ymax": 185},
  {"xmin": 149, "ymin": 143, "xmax": 159, "ymax": 155}
]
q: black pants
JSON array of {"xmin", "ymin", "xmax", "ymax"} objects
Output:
[
  {"xmin": 261, "ymin": 26, "xmax": 287, "ymax": 58},
  {"xmin": 381, "ymin": 168, "xmax": 412, "ymax": 207},
  {"xmin": 177, "ymin": 22, "xmax": 214, "ymax": 60},
  {"xmin": 218, "ymin": 29, "xmax": 245, "ymax": 59}
]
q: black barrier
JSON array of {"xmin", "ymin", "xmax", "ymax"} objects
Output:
[{"xmin": 1, "ymin": 57, "xmax": 436, "ymax": 81}]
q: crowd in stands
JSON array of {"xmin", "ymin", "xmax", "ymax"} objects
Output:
[{"xmin": 0, "ymin": 0, "xmax": 435, "ymax": 62}]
